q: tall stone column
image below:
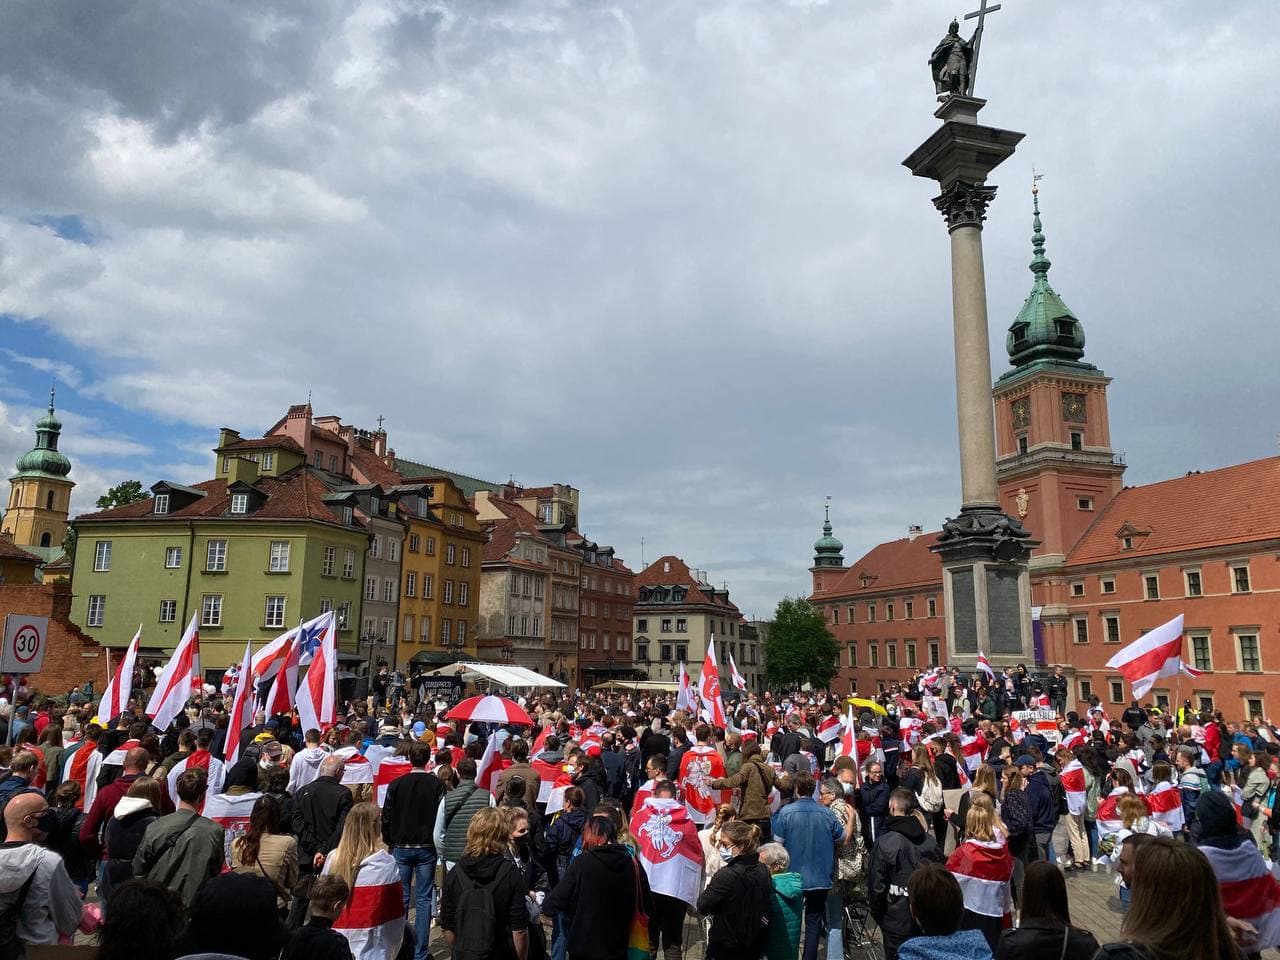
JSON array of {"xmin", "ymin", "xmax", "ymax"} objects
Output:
[{"xmin": 903, "ymin": 96, "xmax": 1038, "ymax": 669}]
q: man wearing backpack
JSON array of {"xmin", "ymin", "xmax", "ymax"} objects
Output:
[
  {"xmin": 868, "ymin": 788, "xmax": 941, "ymax": 960},
  {"xmin": 437, "ymin": 758, "xmax": 493, "ymax": 871},
  {"xmin": 439, "ymin": 807, "xmax": 528, "ymax": 960},
  {"xmin": 0, "ymin": 792, "xmax": 84, "ymax": 953}
]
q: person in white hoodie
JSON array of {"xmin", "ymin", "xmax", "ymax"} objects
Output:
[
  {"xmin": 288, "ymin": 728, "xmax": 331, "ymax": 795},
  {"xmin": 0, "ymin": 792, "xmax": 83, "ymax": 949}
]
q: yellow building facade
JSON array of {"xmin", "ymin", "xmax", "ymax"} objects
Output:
[{"xmin": 1, "ymin": 392, "xmax": 74, "ymax": 562}]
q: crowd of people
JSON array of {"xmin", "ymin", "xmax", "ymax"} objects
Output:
[{"xmin": 0, "ymin": 664, "xmax": 1277, "ymax": 960}]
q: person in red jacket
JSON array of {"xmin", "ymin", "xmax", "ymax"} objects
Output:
[{"xmin": 79, "ymin": 747, "xmax": 174, "ymax": 864}]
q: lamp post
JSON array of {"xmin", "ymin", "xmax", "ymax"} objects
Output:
[
  {"xmin": 358, "ymin": 629, "xmax": 384, "ymax": 701},
  {"xmin": 605, "ymin": 654, "xmax": 615, "ymax": 681}
]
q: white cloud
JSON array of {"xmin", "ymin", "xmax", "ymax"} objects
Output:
[
  {"xmin": 0, "ymin": 1, "xmax": 1275, "ymax": 615},
  {"xmin": 2, "ymin": 350, "xmax": 81, "ymax": 387}
]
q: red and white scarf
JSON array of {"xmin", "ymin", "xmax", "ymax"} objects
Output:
[
  {"xmin": 1199, "ymin": 842, "xmax": 1280, "ymax": 951},
  {"xmin": 1146, "ymin": 781, "xmax": 1184, "ymax": 833},
  {"xmin": 946, "ymin": 837, "xmax": 1013, "ymax": 924},
  {"xmin": 630, "ymin": 797, "xmax": 704, "ymax": 907},
  {"xmin": 1060, "ymin": 760, "xmax": 1087, "ymax": 817}
]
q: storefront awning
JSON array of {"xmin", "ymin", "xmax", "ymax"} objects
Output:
[
  {"xmin": 591, "ymin": 680, "xmax": 680, "ymax": 692},
  {"xmin": 425, "ymin": 661, "xmax": 566, "ymax": 688}
]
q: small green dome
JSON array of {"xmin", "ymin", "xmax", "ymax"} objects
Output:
[
  {"xmin": 1006, "ymin": 188, "xmax": 1086, "ymax": 367},
  {"xmin": 14, "ymin": 389, "xmax": 71, "ymax": 478},
  {"xmin": 813, "ymin": 505, "xmax": 845, "ymax": 568}
]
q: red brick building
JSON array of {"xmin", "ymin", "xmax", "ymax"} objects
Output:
[
  {"xmin": 812, "ymin": 193, "xmax": 1280, "ymax": 720},
  {"xmin": 2, "ymin": 581, "xmax": 105, "ymax": 695},
  {"xmin": 573, "ymin": 537, "xmax": 635, "ymax": 683}
]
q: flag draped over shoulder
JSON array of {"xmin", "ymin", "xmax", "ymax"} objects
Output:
[
  {"xmin": 678, "ymin": 744, "xmax": 727, "ymax": 825},
  {"xmin": 1199, "ymin": 842, "xmax": 1280, "ymax": 951},
  {"xmin": 335, "ymin": 746, "xmax": 374, "ymax": 785},
  {"xmin": 1060, "ymin": 760, "xmax": 1087, "ymax": 817},
  {"xmin": 204, "ymin": 790, "xmax": 261, "ymax": 862},
  {"xmin": 330, "ymin": 850, "xmax": 407, "ymax": 960},
  {"xmin": 1146, "ymin": 781, "xmax": 1184, "ymax": 833},
  {"xmin": 947, "ymin": 838, "xmax": 1013, "ymax": 924},
  {"xmin": 960, "ymin": 732, "xmax": 986, "ymax": 774},
  {"xmin": 167, "ymin": 750, "xmax": 225, "ymax": 809},
  {"xmin": 374, "ymin": 758, "xmax": 412, "ymax": 807},
  {"xmin": 630, "ymin": 797, "xmax": 705, "ymax": 907}
]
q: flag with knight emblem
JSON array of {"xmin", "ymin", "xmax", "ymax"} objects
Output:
[{"xmin": 630, "ymin": 796, "xmax": 704, "ymax": 907}]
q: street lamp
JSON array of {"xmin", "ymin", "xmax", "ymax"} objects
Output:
[
  {"xmin": 606, "ymin": 654, "xmax": 615, "ymax": 680},
  {"xmin": 358, "ymin": 629, "xmax": 385, "ymax": 698}
]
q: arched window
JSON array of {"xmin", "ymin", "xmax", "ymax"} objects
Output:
[
  {"xmin": 40, "ymin": 532, "xmax": 51, "ymax": 547},
  {"xmin": 45, "ymin": 490, "xmax": 55, "ymax": 511}
]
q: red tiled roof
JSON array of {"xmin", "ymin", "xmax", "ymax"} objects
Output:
[
  {"xmin": 349, "ymin": 445, "xmax": 404, "ymax": 488},
  {"xmin": 636, "ymin": 555, "xmax": 738, "ymax": 611},
  {"xmin": 74, "ymin": 469, "xmax": 350, "ymax": 527},
  {"xmin": 811, "ymin": 534, "xmax": 943, "ymax": 600},
  {"xmin": 218, "ymin": 436, "xmax": 303, "ymax": 454},
  {"xmin": 483, "ymin": 519, "xmax": 519, "ymax": 562},
  {"xmin": 1068, "ymin": 456, "xmax": 1280, "ymax": 565},
  {"xmin": 0, "ymin": 537, "xmax": 41, "ymax": 564}
]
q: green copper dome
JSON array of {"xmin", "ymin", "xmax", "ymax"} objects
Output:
[
  {"xmin": 1006, "ymin": 187, "xmax": 1086, "ymax": 367},
  {"xmin": 14, "ymin": 388, "xmax": 71, "ymax": 479},
  {"xmin": 813, "ymin": 503, "xmax": 844, "ymax": 568}
]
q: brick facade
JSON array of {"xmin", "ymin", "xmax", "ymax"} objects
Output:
[{"xmin": 0, "ymin": 582, "xmax": 105, "ymax": 696}]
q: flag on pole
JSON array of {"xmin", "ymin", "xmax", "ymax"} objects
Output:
[
  {"xmin": 96, "ymin": 626, "xmax": 141, "ymax": 726},
  {"xmin": 697, "ymin": 641, "xmax": 727, "ymax": 729},
  {"xmin": 476, "ymin": 734, "xmax": 502, "ymax": 793},
  {"xmin": 146, "ymin": 615, "xmax": 201, "ymax": 731},
  {"xmin": 975, "ymin": 650, "xmax": 995, "ymax": 682},
  {"xmin": 1105, "ymin": 614, "xmax": 1199, "ymax": 699},
  {"xmin": 263, "ymin": 633, "xmax": 300, "ymax": 719},
  {"xmin": 727, "ymin": 650, "xmax": 747, "ymax": 692},
  {"xmin": 675, "ymin": 662, "xmax": 694, "ymax": 713},
  {"xmin": 296, "ymin": 611, "xmax": 337, "ymax": 734},
  {"xmin": 223, "ymin": 639, "xmax": 256, "ymax": 766},
  {"xmin": 816, "ymin": 714, "xmax": 843, "ymax": 744}
]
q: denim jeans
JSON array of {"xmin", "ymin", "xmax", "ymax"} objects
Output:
[
  {"xmin": 551, "ymin": 912, "xmax": 567, "ymax": 960},
  {"xmin": 393, "ymin": 846, "xmax": 437, "ymax": 960},
  {"xmin": 802, "ymin": 889, "xmax": 828, "ymax": 960},
  {"xmin": 824, "ymin": 887, "xmax": 843, "ymax": 960}
]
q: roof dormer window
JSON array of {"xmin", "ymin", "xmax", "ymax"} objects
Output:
[
  {"xmin": 1011, "ymin": 322, "xmax": 1028, "ymax": 346},
  {"xmin": 230, "ymin": 493, "xmax": 248, "ymax": 515},
  {"xmin": 154, "ymin": 494, "xmax": 169, "ymax": 515}
]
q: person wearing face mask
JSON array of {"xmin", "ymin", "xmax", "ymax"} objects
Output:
[
  {"xmin": 0, "ymin": 791, "xmax": 85, "ymax": 950},
  {"xmin": 856, "ymin": 761, "xmax": 890, "ymax": 849},
  {"xmin": 696, "ymin": 819, "xmax": 774, "ymax": 960}
]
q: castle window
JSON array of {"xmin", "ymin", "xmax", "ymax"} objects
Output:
[
  {"xmin": 1077, "ymin": 497, "xmax": 1093, "ymax": 511},
  {"xmin": 46, "ymin": 491, "xmax": 55, "ymax": 511},
  {"xmin": 1070, "ymin": 432, "xmax": 1083, "ymax": 451},
  {"xmin": 40, "ymin": 533, "xmax": 51, "ymax": 547},
  {"xmin": 1011, "ymin": 322, "xmax": 1028, "ymax": 346},
  {"xmin": 1055, "ymin": 318, "xmax": 1075, "ymax": 338},
  {"xmin": 230, "ymin": 493, "xmax": 248, "ymax": 515},
  {"xmin": 1017, "ymin": 435, "xmax": 1028, "ymax": 455}
]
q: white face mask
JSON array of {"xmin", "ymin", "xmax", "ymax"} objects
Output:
[{"xmin": 718, "ymin": 845, "xmax": 735, "ymax": 862}]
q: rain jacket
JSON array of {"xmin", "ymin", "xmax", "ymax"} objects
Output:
[{"xmin": 0, "ymin": 841, "xmax": 83, "ymax": 947}]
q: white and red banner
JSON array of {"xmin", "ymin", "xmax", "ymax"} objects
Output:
[
  {"xmin": 1096, "ymin": 787, "xmax": 1151, "ymax": 843},
  {"xmin": 263, "ymin": 634, "xmax": 300, "ymax": 718},
  {"xmin": 296, "ymin": 611, "xmax": 337, "ymax": 734},
  {"xmin": 1060, "ymin": 760, "xmax": 1087, "ymax": 817},
  {"xmin": 96, "ymin": 627, "xmax": 141, "ymax": 726},
  {"xmin": 167, "ymin": 749, "xmax": 225, "ymax": 808},
  {"xmin": 727, "ymin": 651, "xmax": 747, "ymax": 692},
  {"xmin": 475, "ymin": 735, "xmax": 501, "ymax": 793},
  {"xmin": 630, "ymin": 796, "xmax": 705, "ymax": 907},
  {"xmin": 335, "ymin": 746, "xmax": 374, "ymax": 786},
  {"xmin": 697, "ymin": 644, "xmax": 727, "ymax": 729},
  {"xmin": 1105, "ymin": 614, "xmax": 1201, "ymax": 699},
  {"xmin": 1199, "ymin": 843, "xmax": 1280, "ymax": 951},
  {"xmin": 678, "ymin": 743, "xmax": 727, "ymax": 825},
  {"xmin": 223, "ymin": 639, "xmax": 255, "ymax": 766},
  {"xmin": 816, "ymin": 715, "xmax": 843, "ymax": 744},
  {"xmin": 960, "ymin": 732, "xmax": 987, "ymax": 774},
  {"xmin": 374, "ymin": 758, "xmax": 413, "ymax": 807},
  {"xmin": 975, "ymin": 651, "xmax": 995, "ymax": 682},
  {"xmin": 205, "ymin": 790, "xmax": 261, "ymax": 862},
  {"xmin": 329, "ymin": 850, "xmax": 407, "ymax": 960},
  {"xmin": 676, "ymin": 662, "xmax": 694, "ymax": 713},
  {"xmin": 947, "ymin": 838, "xmax": 1013, "ymax": 923},
  {"xmin": 1060, "ymin": 729, "xmax": 1084, "ymax": 751},
  {"xmin": 63, "ymin": 740, "xmax": 101, "ymax": 810},
  {"xmin": 146, "ymin": 615, "xmax": 201, "ymax": 731},
  {"xmin": 1146, "ymin": 781, "xmax": 1184, "ymax": 833}
]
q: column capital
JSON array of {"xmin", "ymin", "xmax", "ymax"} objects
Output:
[{"xmin": 933, "ymin": 181, "xmax": 997, "ymax": 231}]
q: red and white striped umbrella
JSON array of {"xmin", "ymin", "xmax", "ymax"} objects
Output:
[{"xmin": 445, "ymin": 694, "xmax": 532, "ymax": 726}]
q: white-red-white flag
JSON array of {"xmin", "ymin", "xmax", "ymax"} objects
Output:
[
  {"xmin": 1060, "ymin": 759, "xmax": 1087, "ymax": 816},
  {"xmin": 374, "ymin": 758, "xmax": 413, "ymax": 807},
  {"xmin": 296, "ymin": 611, "xmax": 337, "ymax": 734},
  {"xmin": 678, "ymin": 743, "xmax": 727, "ymax": 825},
  {"xmin": 329, "ymin": 850, "xmax": 406, "ymax": 960},
  {"xmin": 630, "ymin": 796, "xmax": 705, "ymax": 907},
  {"xmin": 204, "ymin": 790, "xmax": 260, "ymax": 862},
  {"xmin": 1146, "ymin": 780, "xmax": 1184, "ymax": 833},
  {"xmin": 697, "ymin": 642, "xmax": 726, "ymax": 729},
  {"xmin": 676, "ymin": 662, "xmax": 694, "ymax": 713},
  {"xmin": 476, "ymin": 734, "xmax": 501, "ymax": 793},
  {"xmin": 1105, "ymin": 614, "xmax": 1200, "ymax": 699},
  {"xmin": 146, "ymin": 615, "xmax": 201, "ymax": 731},
  {"xmin": 167, "ymin": 749, "xmax": 225, "ymax": 809},
  {"xmin": 816, "ymin": 714, "xmax": 843, "ymax": 744},
  {"xmin": 1199, "ymin": 840, "xmax": 1280, "ymax": 950},
  {"xmin": 96, "ymin": 626, "xmax": 141, "ymax": 726},
  {"xmin": 727, "ymin": 650, "xmax": 747, "ymax": 692},
  {"xmin": 223, "ymin": 639, "xmax": 255, "ymax": 766},
  {"xmin": 975, "ymin": 650, "xmax": 995, "ymax": 682},
  {"xmin": 946, "ymin": 838, "xmax": 1013, "ymax": 925},
  {"xmin": 263, "ymin": 634, "xmax": 300, "ymax": 718}
]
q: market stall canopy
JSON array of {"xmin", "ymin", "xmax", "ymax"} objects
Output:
[
  {"xmin": 424, "ymin": 661, "xmax": 566, "ymax": 688},
  {"xmin": 591, "ymin": 680, "xmax": 680, "ymax": 692}
]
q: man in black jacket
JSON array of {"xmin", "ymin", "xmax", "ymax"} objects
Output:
[
  {"xmin": 292, "ymin": 755, "xmax": 353, "ymax": 870},
  {"xmin": 868, "ymin": 788, "xmax": 941, "ymax": 960},
  {"xmin": 382, "ymin": 741, "xmax": 445, "ymax": 960}
]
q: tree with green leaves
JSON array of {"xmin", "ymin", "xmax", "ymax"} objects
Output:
[
  {"xmin": 95, "ymin": 480, "xmax": 147, "ymax": 510},
  {"xmin": 764, "ymin": 596, "xmax": 840, "ymax": 691}
]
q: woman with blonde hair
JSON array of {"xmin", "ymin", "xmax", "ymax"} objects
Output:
[
  {"xmin": 946, "ymin": 794, "xmax": 1013, "ymax": 952},
  {"xmin": 698, "ymin": 802, "xmax": 739, "ymax": 888},
  {"xmin": 901, "ymin": 742, "xmax": 945, "ymax": 845},
  {"xmin": 441, "ymin": 808, "xmax": 531, "ymax": 960},
  {"xmin": 323, "ymin": 802, "xmax": 406, "ymax": 960},
  {"xmin": 949, "ymin": 764, "xmax": 998, "ymax": 843}
]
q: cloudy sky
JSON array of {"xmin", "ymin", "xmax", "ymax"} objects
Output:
[{"xmin": 0, "ymin": 1, "xmax": 1275, "ymax": 619}]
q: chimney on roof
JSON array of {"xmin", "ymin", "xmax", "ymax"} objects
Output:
[
  {"xmin": 908, "ymin": 524, "xmax": 923, "ymax": 541},
  {"xmin": 226, "ymin": 456, "xmax": 259, "ymax": 488},
  {"xmin": 373, "ymin": 430, "xmax": 387, "ymax": 458},
  {"xmin": 217, "ymin": 428, "xmax": 241, "ymax": 448}
]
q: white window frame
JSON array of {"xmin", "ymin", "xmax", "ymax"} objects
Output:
[
  {"xmin": 441, "ymin": 619, "xmax": 452, "ymax": 644},
  {"xmin": 206, "ymin": 539, "xmax": 227, "ymax": 572},
  {"xmin": 370, "ymin": 536, "xmax": 381, "ymax": 560},
  {"xmin": 1070, "ymin": 579, "xmax": 1085, "ymax": 597},
  {"xmin": 154, "ymin": 494, "xmax": 169, "ymax": 515},
  {"xmin": 159, "ymin": 599, "xmax": 176, "ymax": 623},
  {"xmin": 93, "ymin": 540, "xmax": 112, "ymax": 572},
  {"xmin": 1143, "ymin": 572, "xmax": 1160, "ymax": 600},
  {"xmin": 461, "ymin": 547, "xmax": 471, "ymax": 568},
  {"xmin": 365, "ymin": 576, "xmax": 377, "ymax": 601},
  {"xmin": 383, "ymin": 578, "xmax": 395, "ymax": 602},
  {"xmin": 201, "ymin": 594, "xmax": 223, "ymax": 627},
  {"xmin": 1104, "ymin": 614, "xmax": 1121, "ymax": 644},
  {"xmin": 405, "ymin": 572, "xmax": 416, "ymax": 597},
  {"xmin": 265, "ymin": 595, "xmax": 286, "ymax": 628},
  {"xmin": 323, "ymin": 545, "xmax": 336, "ymax": 577},
  {"xmin": 387, "ymin": 538, "xmax": 399, "ymax": 562},
  {"xmin": 261, "ymin": 452, "xmax": 274, "ymax": 471},
  {"xmin": 1190, "ymin": 633, "xmax": 1213, "ymax": 672},
  {"xmin": 1184, "ymin": 568, "xmax": 1203, "ymax": 598},
  {"xmin": 1109, "ymin": 679, "xmax": 1124, "ymax": 704},
  {"xmin": 459, "ymin": 581, "xmax": 469, "ymax": 606},
  {"xmin": 164, "ymin": 546, "xmax": 183, "ymax": 569},
  {"xmin": 446, "ymin": 544, "xmax": 456, "ymax": 565},
  {"xmin": 421, "ymin": 616, "xmax": 432, "ymax": 643},
  {"xmin": 87, "ymin": 594, "xmax": 106, "ymax": 627},
  {"xmin": 423, "ymin": 574, "xmax": 433, "ymax": 599},
  {"xmin": 1077, "ymin": 497, "xmax": 1093, "ymax": 511},
  {"xmin": 1073, "ymin": 617, "xmax": 1089, "ymax": 644},
  {"xmin": 404, "ymin": 615, "xmax": 414, "ymax": 643},
  {"xmin": 342, "ymin": 548, "xmax": 355, "ymax": 579},
  {"xmin": 269, "ymin": 541, "xmax": 290, "ymax": 573},
  {"xmin": 443, "ymin": 580, "xmax": 454, "ymax": 604},
  {"xmin": 1235, "ymin": 631, "xmax": 1262, "ymax": 673},
  {"xmin": 1232, "ymin": 563, "xmax": 1252, "ymax": 594},
  {"xmin": 230, "ymin": 493, "xmax": 248, "ymax": 514}
]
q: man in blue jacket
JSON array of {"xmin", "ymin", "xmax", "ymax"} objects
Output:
[
  {"xmin": 772, "ymin": 771, "xmax": 851, "ymax": 960},
  {"xmin": 1017, "ymin": 753, "xmax": 1058, "ymax": 863}
]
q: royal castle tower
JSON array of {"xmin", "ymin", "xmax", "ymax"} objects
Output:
[{"xmin": 1, "ymin": 388, "xmax": 74, "ymax": 559}]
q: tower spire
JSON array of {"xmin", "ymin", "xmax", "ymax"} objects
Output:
[
  {"xmin": 1029, "ymin": 176, "xmax": 1050, "ymax": 281},
  {"xmin": 813, "ymin": 499, "xmax": 844, "ymax": 568}
]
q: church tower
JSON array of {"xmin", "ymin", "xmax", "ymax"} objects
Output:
[
  {"xmin": 810, "ymin": 501, "xmax": 846, "ymax": 595},
  {"xmin": 1, "ymin": 388, "xmax": 74, "ymax": 559},
  {"xmin": 992, "ymin": 185, "xmax": 1125, "ymax": 564}
]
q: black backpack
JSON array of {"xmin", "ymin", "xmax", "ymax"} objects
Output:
[
  {"xmin": 0, "ymin": 869, "xmax": 36, "ymax": 960},
  {"xmin": 452, "ymin": 861, "xmax": 511, "ymax": 960}
]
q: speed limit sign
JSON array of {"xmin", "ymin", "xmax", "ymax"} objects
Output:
[{"xmin": 1, "ymin": 615, "xmax": 48, "ymax": 674}]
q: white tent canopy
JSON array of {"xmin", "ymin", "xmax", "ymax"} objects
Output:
[{"xmin": 425, "ymin": 661, "xmax": 566, "ymax": 689}]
